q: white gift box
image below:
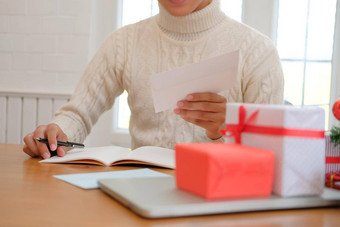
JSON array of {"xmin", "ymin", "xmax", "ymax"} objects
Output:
[{"xmin": 223, "ymin": 103, "xmax": 325, "ymax": 197}]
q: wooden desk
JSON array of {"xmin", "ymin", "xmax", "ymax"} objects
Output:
[{"xmin": 1, "ymin": 144, "xmax": 339, "ymax": 227}]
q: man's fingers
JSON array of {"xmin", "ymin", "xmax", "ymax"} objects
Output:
[
  {"xmin": 47, "ymin": 124, "xmax": 61, "ymax": 151},
  {"xmin": 177, "ymin": 109, "xmax": 225, "ymax": 122},
  {"xmin": 175, "ymin": 92, "xmax": 227, "ymax": 140},
  {"xmin": 46, "ymin": 123, "xmax": 69, "ymax": 157},
  {"xmin": 33, "ymin": 126, "xmax": 51, "ymax": 159},
  {"xmin": 186, "ymin": 93, "xmax": 227, "ymax": 103},
  {"xmin": 53, "ymin": 124, "xmax": 70, "ymax": 156},
  {"xmin": 56, "ymin": 146, "xmax": 66, "ymax": 157},
  {"xmin": 23, "ymin": 133, "xmax": 39, "ymax": 157},
  {"xmin": 23, "ymin": 123, "xmax": 69, "ymax": 159},
  {"xmin": 177, "ymin": 100, "xmax": 226, "ymax": 112},
  {"xmin": 23, "ymin": 144, "xmax": 37, "ymax": 157}
]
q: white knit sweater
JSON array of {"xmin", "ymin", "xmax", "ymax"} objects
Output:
[{"xmin": 52, "ymin": 0, "xmax": 284, "ymax": 149}]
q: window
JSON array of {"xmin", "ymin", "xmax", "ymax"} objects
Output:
[
  {"xmin": 114, "ymin": 0, "xmax": 243, "ymax": 133},
  {"xmin": 276, "ymin": 0, "xmax": 337, "ymax": 129}
]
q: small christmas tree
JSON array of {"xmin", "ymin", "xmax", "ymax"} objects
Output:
[{"xmin": 330, "ymin": 125, "xmax": 340, "ymax": 148}]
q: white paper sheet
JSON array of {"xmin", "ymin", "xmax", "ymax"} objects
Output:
[
  {"xmin": 151, "ymin": 50, "xmax": 239, "ymax": 113},
  {"xmin": 53, "ymin": 168, "xmax": 170, "ymax": 189}
]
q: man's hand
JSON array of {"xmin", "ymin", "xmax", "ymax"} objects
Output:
[
  {"xmin": 174, "ymin": 92, "xmax": 226, "ymax": 140},
  {"xmin": 23, "ymin": 123, "xmax": 70, "ymax": 159}
]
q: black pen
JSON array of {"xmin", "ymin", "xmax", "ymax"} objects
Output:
[{"xmin": 34, "ymin": 137, "xmax": 85, "ymax": 149}]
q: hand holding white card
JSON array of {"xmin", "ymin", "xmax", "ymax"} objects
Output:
[{"xmin": 151, "ymin": 50, "xmax": 239, "ymax": 113}]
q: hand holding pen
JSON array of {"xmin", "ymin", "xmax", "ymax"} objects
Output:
[
  {"xmin": 23, "ymin": 123, "xmax": 84, "ymax": 159},
  {"xmin": 34, "ymin": 137, "xmax": 84, "ymax": 156}
]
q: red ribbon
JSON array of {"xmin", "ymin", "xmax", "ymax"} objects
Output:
[
  {"xmin": 221, "ymin": 105, "xmax": 325, "ymax": 144},
  {"xmin": 326, "ymin": 157, "xmax": 340, "ymax": 164}
]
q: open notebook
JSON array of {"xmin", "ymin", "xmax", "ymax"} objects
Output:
[{"xmin": 40, "ymin": 146, "xmax": 175, "ymax": 169}]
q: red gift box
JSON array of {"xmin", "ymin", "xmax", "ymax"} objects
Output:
[
  {"xmin": 325, "ymin": 133, "xmax": 340, "ymax": 173},
  {"xmin": 325, "ymin": 172, "xmax": 340, "ymax": 190},
  {"xmin": 175, "ymin": 143, "xmax": 274, "ymax": 199}
]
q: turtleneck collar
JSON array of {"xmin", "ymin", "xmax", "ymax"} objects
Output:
[{"xmin": 156, "ymin": 0, "xmax": 225, "ymax": 35}]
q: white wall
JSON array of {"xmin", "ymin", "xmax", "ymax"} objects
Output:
[
  {"xmin": 0, "ymin": 0, "xmax": 91, "ymax": 94},
  {"xmin": 0, "ymin": 0, "xmax": 119, "ymax": 147}
]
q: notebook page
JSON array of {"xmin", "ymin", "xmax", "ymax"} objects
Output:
[{"xmin": 40, "ymin": 146, "xmax": 130, "ymax": 166}]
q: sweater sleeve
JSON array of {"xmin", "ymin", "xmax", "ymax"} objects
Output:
[
  {"xmin": 51, "ymin": 30, "xmax": 126, "ymax": 143},
  {"xmin": 241, "ymin": 34, "xmax": 284, "ymax": 105}
]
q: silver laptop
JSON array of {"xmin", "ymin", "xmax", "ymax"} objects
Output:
[{"xmin": 98, "ymin": 176, "xmax": 340, "ymax": 219}]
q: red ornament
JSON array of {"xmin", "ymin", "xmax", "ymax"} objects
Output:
[{"xmin": 333, "ymin": 99, "xmax": 340, "ymax": 121}]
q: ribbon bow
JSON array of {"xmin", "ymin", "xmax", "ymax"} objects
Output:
[{"xmin": 220, "ymin": 105, "xmax": 258, "ymax": 143}]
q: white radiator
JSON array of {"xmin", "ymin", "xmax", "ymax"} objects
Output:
[{"xmin": 0, "ymin": 91, "xmax": 70, "ymax": 144}]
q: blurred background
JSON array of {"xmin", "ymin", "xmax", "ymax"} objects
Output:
[{"xmin": 0, "ymin": 0, "xmax": 339, "ymax": 147}]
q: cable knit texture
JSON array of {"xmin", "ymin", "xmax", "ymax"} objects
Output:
[{"xmin": 51, "ymin": 0, "xmax": 284, "ymax": 149}]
